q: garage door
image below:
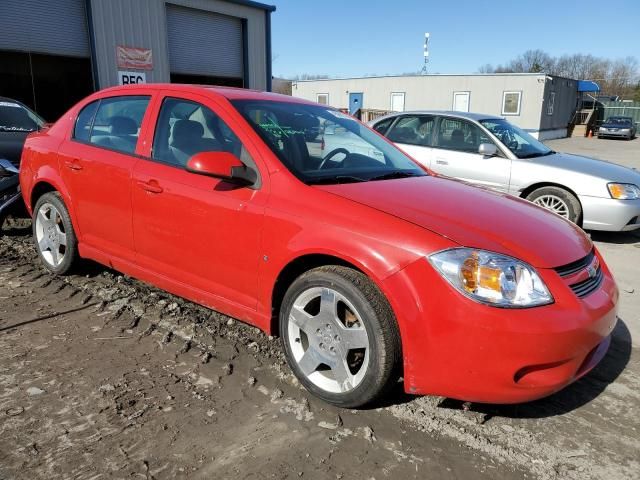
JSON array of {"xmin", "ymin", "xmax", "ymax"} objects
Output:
[
  {"xmin": 0, "ymin": 0, "xmax": 89, "ymax": 57},
  {"xmin": 166, "ymin": 5, "xmax": 244, "ymax": 80}
]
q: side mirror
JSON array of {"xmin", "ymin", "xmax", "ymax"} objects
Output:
[
  {"xmin": 478, "ymin": 143, "xmax": 498, "ymax": 157},
  {"xmin": 186, "ymin": 151, "xmax": 257, "ymax": 186}
]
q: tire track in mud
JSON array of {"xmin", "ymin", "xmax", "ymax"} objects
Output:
[{"xmin": 1, "ymin": 230, "xmax": 639, "ymax": 479}]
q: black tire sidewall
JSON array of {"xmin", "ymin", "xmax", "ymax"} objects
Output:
[
  {"xmin": 526, "ymin": 186, "xmax": 582, "ymax": 224},
  {"xmin": 32, "ymin": 192, "xmax": 78, "ymax": 275},
  {"xmin": 280, "ymin": 267, "xmax": 398, "ymax": 408}
]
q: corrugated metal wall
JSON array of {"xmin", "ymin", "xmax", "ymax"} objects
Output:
[
  {"xmin": 0, "ymin": 0, "xmax": 89, "ymax": 57},
  {"xmin": 166, "ymin": 4, "xmax": 243, "ymax": 78},
  {"xmin": 90, "ymin": 0, "xmax": 268, "ymax": 90}
]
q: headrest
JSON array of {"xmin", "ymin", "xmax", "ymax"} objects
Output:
[
  {"xmin": 172, "ymin": 119, "xmax": 204, "ymax": 141},
  {"xmin": 110, "ymin": 116, "xmax": 137, "ymax": 135}
]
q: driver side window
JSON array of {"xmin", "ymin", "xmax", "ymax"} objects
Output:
[
  {"xmin": 152, "ymin": 97, "xmax": 249, "ymax": 168},
  {"xmin": 434, "ymin": 118, "xmax": 493, "ymax": 154}
]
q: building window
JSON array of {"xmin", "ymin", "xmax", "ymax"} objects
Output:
[
  {"xmin": 316, "ymin": 93, "xmax": 329, "ymax": 105},
  {"xmin": 547, "ymin": 92, "xmax": 555, "ymax": 116},
  {"xmin": 452, "ymin": 92, "xmax": 470, "ymax": 112},
  {"xmin": 502, "ymin": 91, "xmax": 522, "ymax": 116},
  {"xmin": 390, "ymin": 92, "xmax": 405, "ymax": 112}
]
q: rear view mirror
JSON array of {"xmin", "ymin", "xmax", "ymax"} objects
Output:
[
  {"xmin": 478, "ymin": 143, "xmax": 498, "ymax": 157},
  {"xmin": 186, "ymin": 151, "xmax": 257, "ymax": 186}
]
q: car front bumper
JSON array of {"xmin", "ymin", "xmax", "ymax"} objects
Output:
[
  {"xmin": 598, "ymin": 129, "xmax": 633, "ymax": 138},
  {"xmin": 581, "ymin": 195, "xmax": 640, "ymax": 231},
  {"xmin": 382, "ymin": 249, "xmax": 618, "ymax": 403}
]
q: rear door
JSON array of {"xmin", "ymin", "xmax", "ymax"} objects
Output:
[
  {"xmin": 431, "ymin": 116, "xmax": 511, "ymax": 192},
  {"xmin": 384, "ymin": 115, "xmax": 436, "ymax": 169},
  {"xmin": 58, "ymin": 93, "xmax": 153, "ymax": 261},
  {"xmin": 131, "ymin": 91, "xmax": 267, "ymax": 309}
]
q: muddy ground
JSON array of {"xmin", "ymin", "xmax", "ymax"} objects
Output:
[{"xmin": 1, "ymin": 221, "xmax": 639, "ymax": 480}]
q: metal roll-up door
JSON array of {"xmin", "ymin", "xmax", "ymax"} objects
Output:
[
  {"xmin": 166, "ymin": 5, "xmax": 243, "ymax": 79},
  {"xmin": 0, "ymin": 0, "xmax": 89, "ymax": 57}
]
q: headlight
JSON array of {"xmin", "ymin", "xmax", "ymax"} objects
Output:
[
  {"xmin": 428, "ymin": 248, "xmax": 553, "ymax": 308},
  {"xmin": 608, "ymin": 183, "xmax": 640, "ymax": 200}
]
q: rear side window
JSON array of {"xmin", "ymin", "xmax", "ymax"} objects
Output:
[
  {"xmin": 80, "ymin": 96, "xmax": 150, "ymax": 154},
  {"xmin": 73, "ymin": 100, "xmax": 99, "ymax": 141},
  {"xmin": 386, "ymin": 115, "xmax": 435, "ymax": 146}
]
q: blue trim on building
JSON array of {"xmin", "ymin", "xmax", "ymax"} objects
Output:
[
  {"xmin": 227, "ymin": 0, "xmax": 276, "ymax": 12},
  {"xmin": 265, "ymin": 10, "xmax": 272, "ymax": 91},
  {"xmin": 84, "ymin": 0, "xmax": 100, "ymax": 90}
]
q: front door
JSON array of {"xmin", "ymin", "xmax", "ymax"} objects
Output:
[
  {"xmin": 58, "ymin": 94, "xmax": 152, "ymax": 261},
  {"xmin": 131, "ymin": 92, "xmax": 267, "ymax": 309},
  {"xmin": 349, "ymin": 92, "xmax": 363, "ymax": 115},
  {"xmin": 431, "ymin": 116, "xmax": 511, "ymax": 192}
]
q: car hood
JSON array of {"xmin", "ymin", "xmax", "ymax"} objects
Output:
[
  {"xmin": 531, "ymin": 152, "xmax": 640, "ymax": 182},
  {"xmin": 315, "ymin": 176, "xmax": 592, "ymax": 268}
]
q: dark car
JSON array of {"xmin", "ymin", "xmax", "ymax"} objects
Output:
[
  {"xmin": 598, "ymin": 116, "xmax": 637, "ymax": 140},
  {"xmin": 0, "ymin": 97, "xmax": 45, "ymax": 229}
]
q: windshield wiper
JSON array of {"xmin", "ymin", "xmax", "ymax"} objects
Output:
[
  {"xmin": 308, "ymin": 175, "xmax": 368, "ymax": 185},
  {"xmin": 369, "ymin": 171, "xmax": 421, "ymax": 181},
  {"xmin": 519, "ymin": 150, "xmax": 555, "ymax": 159}
]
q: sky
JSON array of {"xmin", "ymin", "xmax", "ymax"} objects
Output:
[{"xmin": 271, "ymin": 0, "xmax": 640, "ymax": 78}]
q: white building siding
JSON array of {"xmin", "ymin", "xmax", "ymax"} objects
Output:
[{"xmin": 293, "ymin": 74, "xmax": 576, "ymax": 134}]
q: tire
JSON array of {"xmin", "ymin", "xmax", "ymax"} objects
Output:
[
  {"xmin": 32, "ymin": 192, "xmax": 79, "ymax": 275},
  {"xmin": 280, "ymin": 266, "xmax": 401, "ymax": 408},
  {"xmin": 526, "ymin": 186, "xmax": 582, "ymax": 225}
]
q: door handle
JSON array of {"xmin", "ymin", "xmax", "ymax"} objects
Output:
[
  {"xmin": 137, "ymin": 180, "xmax": 163, "ymax": 194},
  {"xmin": 64, "ymin": 159, "xmax": 83, "ymax": 171}
]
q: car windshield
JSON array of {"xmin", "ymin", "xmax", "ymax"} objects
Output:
[
  {"xmin": 480, "ymin": 118, "xmax": 553, "ymax": 159},
  {"xmin": 231, "ymin": 100, "xmax": 426, "ymax": 184},
  {"xmin": 606, "ymin": 117, "xmax": 632, "ymax": 126},
  {"xmin": 0, "ymin": 100, "xmax": 44, "ymax": 132}
]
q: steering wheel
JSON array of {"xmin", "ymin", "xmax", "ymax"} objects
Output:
[{"xmin": 318, "ymin": 148, "xmax": 350, "ymax": 170}]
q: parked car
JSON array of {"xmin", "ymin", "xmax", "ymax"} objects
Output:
[
  {"xmin": 20, "ymin": 85, "xmax": 617, "ymax": 408},
  {"xmin": 370, "ymin": 111, "xmax": 640, "ymax": 231},
  {"xmin": 597, "ymin": 116, "xmax": 637, "ymax": 140},
  {"xmin": 0, "ymin": 97, "xmax": 45, "ymax": 229}
]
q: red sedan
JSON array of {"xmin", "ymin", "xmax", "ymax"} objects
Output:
[{"xmin": 19, "ymin": 85, "xmax": 618, "ymax": 407}]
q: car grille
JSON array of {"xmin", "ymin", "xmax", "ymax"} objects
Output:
[
  {"xmin": 554, "ymin": 250, "xmax": 603, "ymax": 298},
  {"xmin": 554, "ymin": 250, "xmax": 595, "ymax": 277}
]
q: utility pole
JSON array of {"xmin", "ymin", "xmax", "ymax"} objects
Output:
[{"xmin": 421, "ymin": 32, "xmax": 430, "ymax": 75}]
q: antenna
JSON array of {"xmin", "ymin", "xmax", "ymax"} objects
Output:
[{"xmin": 421, "ymin": 32, "xmax": 430, "ymax": 74}]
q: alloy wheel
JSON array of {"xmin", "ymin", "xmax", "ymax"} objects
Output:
[
  {"xmin": 532, "ymin": 194, "xmax": 570, "ymax": 218},
  {"xmin": 35, "ymin": 202, "xmax": 67, "ymax": 267},
  {"xmin": 287, "ymin": 287, "xmax": 370, "ymax": 394}
]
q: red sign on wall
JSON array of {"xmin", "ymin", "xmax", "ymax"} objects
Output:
[{"xmin": 116, "ymin": 45, "xmax": 153, "ymax": 70}]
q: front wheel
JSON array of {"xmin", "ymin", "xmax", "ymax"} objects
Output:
[
  {"xmin": 33, "ymin": 192, "xmax": 79, "ymax": 274},
  {"xmin": 526, "ymin": 186, "xmax": 582, "ymax": 225},
  {"xmin": 280, "ymin": 266, "xmax": 401, "ymax": 408}
]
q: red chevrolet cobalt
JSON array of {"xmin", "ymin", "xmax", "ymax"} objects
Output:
[{"xmin": 20, "ymin": 85, "xmax": 618, "ymax": 407}]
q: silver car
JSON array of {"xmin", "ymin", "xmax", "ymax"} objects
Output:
[{"xmin": 369, "ymin": 111, "xmax": 640, "ymax": 232}]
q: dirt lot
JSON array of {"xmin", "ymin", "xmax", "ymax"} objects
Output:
[{"xmin": 1, "ymin": 138, "xmax": 639, "ymax": 480}]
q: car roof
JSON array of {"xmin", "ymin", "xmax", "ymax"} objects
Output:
[
  {"xmin": 375, "ymin": 110, "xmax": 503, "ymax": 122},
  {"xmin": 96, "ymin": 83, "xmax": 318, "ymax": 106}
]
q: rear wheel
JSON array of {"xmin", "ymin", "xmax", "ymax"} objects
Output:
[
  {"xmin": 33, "ymin": 192, "xmax": 78, "ymax": 274},
  {"xmin": 526, "ymin": 186, "xmax": 582, "ymax": 225},
  {"xmin": 280, "ymin": 266, "xmax": 401, "ymax": 408}
]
